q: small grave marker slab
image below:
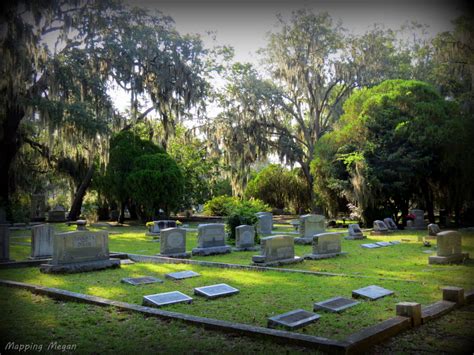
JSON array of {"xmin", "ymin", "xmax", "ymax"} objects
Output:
[
  {"xmin": 361, "ymin": 243, "xmax": 381, "ymax": 249},
  {"xmin": 313, "ymin": 296, "xmax": 360, "ymax": 313},
  {"xmin": 120, "ymin": 259, "xmax": 135, "ymax": 265},
  {"xmin": 121, "ymin": 276, "xmax": 163, "ymax": 285},
  {"xmin": 375, "ymin": 241, "xmax": 392, "ymax": 247},
  {"xmin": 143, "ymin": 291, "xmax": 193, "ymax": 307},
  {"xmin": 194, "ymin": 283, "xmax": 239, "ymax": 299},
  {"xmin": 268, "ymin": 309, "xmax": 320, "ymax": 330},
  {"xmin": 165, "ymin": 270, "xmax": 200, "ymax": 280},
  {"xmin": 389, "ymin": 241, "xmax": 401, "ymax": 245},
  {"xmin": 352, "ymin": 285, "xmax": 394, "ymax": 300}
]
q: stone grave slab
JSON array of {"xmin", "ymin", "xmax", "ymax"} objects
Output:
[
  {"xmin": 194, "ymin": 283, "xmax": 239, "ymax": 299},
  {"xmin": 352, "ymin": 285, "xmax": 394, "ymax": 300},
  {"xmin": 304, "ymin": 232, "xmax": 347, "ymax": 260},
  {"xmin": 371, "ymin": 220, "xmax": 391, "ymax": 235},
  {"xmin": 383, "ymin": 217, "xmax": 398, "ymax": 230},
  {"xmin": 267, "ymin": 309, "xmax": 320, "ymax": 330},
  {"xmin": 375, "ymin": 241, "xmax": 393, "ymax": 247},
  {"xmin": 255, "ymin": 212, "xmax": 273, "ymax": 235},
  {"xmin": 234, "ymin": 225, "xmax": 258, "ymax": 251},
  {"xmin": 158, "ymin": 228, "xmax": 190, "ymax": 258},
  {"xmin": 389, "ymin": 241, "xmax": 401, "ymax": 245},
  {"xmin": 30, "ymin": 224, "xmax": 54, "ymax": 259},
  {"xmin": 429, "ymin": 230, "xmax": 469, "ymax": 264},
  {"xmin": 121, "ymin": 276, "xmax": 163, "ymax": 285},
  {"xmin": 344, "ymin": 223, "xmax": 366, "ymax": 240},
  {"xmin": 313, "ymin": 296, "xmax": 360, "ymax": 313},
  {"xmin": 165, "ymin": 270, "xmax": 201, "ymax": 280},
  {"xmin": 192, "ymin": 224, "xmax": 231, "ymax": 256},
  {"xmin": 406, "ymin": 209, "xmax": 426, "ymax": 230},
  {"xmin": 120, "ymin": 259, "xmax": 135, "ymax": 265},
  {"xmin": 428, "ymin": 223, "xmax": 441, "ymax": 236},
  {"xmin": 143, "ymin": 291, "xmax": 193, "ymax": 307},
  {"xmin": 361, "ymin": 243, "xmax": 382, "ymax": 249},
  {"xmin": 252, "ymin": 235, "xmax": 302, "ymax": 266},
  {"xmin": 295, "ymin": 214, "xmax": 326, "ymax": 244}
]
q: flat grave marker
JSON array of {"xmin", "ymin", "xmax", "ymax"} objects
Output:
[
  {"xmin": 313, "ymin": 296, "xmax": 360, "ymax": 313},
  {"xmin": 143, "ymin": 291, "xmax": 193, "ymax": 307},
  {"xmin": 121, "ymin": 276, "xmax": 163, "ymax": 285},
  {"xmin": 268, "ymin": 309, "xmax": 320, "ymax": 330},
  {"xmin": 361, "ymin": 243, "xmax": 382, "ymax": 249},
  {"xmin": 165, "ymin": 270, "xmax": 201, "ymax": 280},
  {"xmin": 194, "ymin": 283, "xmax": 239, "ymax": 299},
  {"xmin": 352, "ymin": 285, "xmax": 394, "ymax": 300},
  {"xmin": 375, "ymin": 241, "xmax": 393, "ymax": 247}
]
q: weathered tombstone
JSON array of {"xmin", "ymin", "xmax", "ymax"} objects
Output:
[
  {"xmin": 0, "ymin": 225, "xmax": 11, "ymax": 262},
  {"xmin": 383, "ymin": 217, "xmax": 398, "ymax": 230},
  {"xmin": 428, "ymin": 223, "xmax": 441, "ymax": 237},
  {"xmin": 39, "ymin": 230, "xmax": 120, "ymax": 273},
  {"xmin": 295, "ymin": 214, "xmax": 325, "ymax": 244},
  {"xmin": 268, "ymin": 309, "xmax": 320, "ymax": 330},
  {"xmin": 47, "ymin": 205, "xmax": 66, "ymax": 222},
  {"xmin": 304, "ymin": 232, "xmax": 347, "ymax": 260},
  {"xmin": 30, "ymin": 224, "xmax": 54, "ymax": 259},
  {"xmin": 344, "ymin": 223, "xmax": 366, "ymax": 240},
  {"xmin": 352, "ymin": 285, "xmax": 394, "ymax": 300},
  {"xmin": 255, "ymin": 212, "xmax": 273, "ymax": 235},
  {"xmin": 234, "ymin": 225, "xmax": 258, "ymax": 251},
  {"xmin": 147, "ymin": 220, "xmax": 177, "ymax": 236},
  {"xmin": 158, "ymin": 228, "xmax": 190, "ymax": 258},
  {"xmin": 165, "ymin": 270, "xmax": 200, "ymax": 280},
  {"xmin": 194, "ymin": 284, "xmax": 239, "ymax": 299},
  {"xmin": 428, "ymin": 230, "xmax": 469, "ymax": 264},
  {"xmin": 191, "ymin": 223, "xmax": 231, "ymax": 256},
  {"xmin": 252, "ymin": 235, "xmax": 302, "ymax": 266},
  {"xmin": 314, "ymin": 296, "xmax": 360, "ymax": 313},
  {"xmin": 30, "ymin": 194, "xmax": 46, "ymax": 222},
  {"xmin": 143, "ymin": 291, "xmax": 193, "ymax": 307},
  {"xmin": 406, "ymin": 209, "xmax": 426, "ymax": 230},
  {"xmin": 371, "ymin": 220, "xmax": 391, "ymax": 235}
]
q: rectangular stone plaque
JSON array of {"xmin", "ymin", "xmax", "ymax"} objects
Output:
[
  {"xmin": 52, "ymin": 231, "xmax": 109, "ymax": 265},
  {"xmin": 352, "ymin": 285, "xmax": 394, "ymax": 300},
  {"xmin": 314, "ymin": 296, "xmax": 360, "ymax": 313},
  {"xmin": 121, "ymin": 276, "xmax": 163, "ymax": 285},
  {"xmin": 143, "ymin": 291, "xmax": 193, "ymax": 307},
  {"xmin": 375, "ymin": 241, "xmax": 392, "ymax": 247},
  {"xmin": 194, "ymin": 283, "xmax": 239, "ymax": 299},
  {"xmin": 165, "ymin": 270, "xmax": 200, "ymax": 280},
  {"xmin": 268, "ymin": 309, "xmax": 320, "ymax": 330},
  {"xmin": 361, "ymin": 243, "xmax": 382, "ymax": 249},
  {"xmin": 389, "ymin": 241, "xmax": 401, "ymax": 245}
]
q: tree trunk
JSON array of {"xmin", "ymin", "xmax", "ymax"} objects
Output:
[
  {"xmin": 118, "ymin": 201, "xmax": 126, "ymax": 224},
  {"xmin": 68, "ymin": 164, "xmax": 95, "ymax": 221},
  {"xmin": 422, "ymin": 182, "xmax": 435, "ymax": 223},
  {"xmin": 300, "ymin": 161, "xmax": 318, "ymax": 213}
]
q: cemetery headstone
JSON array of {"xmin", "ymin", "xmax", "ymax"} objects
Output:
[
  {"xmin": 428, "ymin": 223, "xmax": 441, "ymax": 237},
  {"xmin": 47, "ymin": 205, "xmax": 66, "ymax": 222},
  {"xmin": 39, "ymin": 230, "xmax": 120, "ymax": 273},
  {"xmin": 255, "ymin": 212, "xmax": 273, "ymax": 235},
  {"xmin": 267, "ymin": 309, "xmax": 320, "ymax": 330},
  {"xmin": 371, "ymin": 220, "xmax": 391, "ymax": 235},
  {"xmin": 406, "ymin": 209, "xmax": 426, "ymax": 230},
  {"xmin": 352, "ymin": 285, "xmax": 394, "ymax": 300},
  {"xmin": 143, "ymin": 291, "xmax": 193, "ymax": 307},
  {"xmin": 158, "ymin": 228, "xmax": 190, "ymax": 258},
  {"xmin": 30, "ymin": 194, "xmax": 46, "ymax": 222},
  {"xmin": 344, "ymin": 223, "xmax": 366, "ymax": 240},
  {"xmin": 295, "ymin": 214, "xmax": 326, "ymax": 244},
  {"xmin": 194, "ymin": 283, "xmax": 239, "ymax": 299},
  {"xmin": 30, "ymin": 224, "xmax": 54, "ymax": 259},
  {"xmin": 191, "ymin": 223, "xmax": 231, "ymax": 256},
  {"xmin": 121, "ymin": 276, "xmax": 163, "ymax": 285},
  {"xmin": 252, "ymin": 235, "xmax": 302, "ymax": 266},
  {"xmin": 234, "ymin": 225, "xmax": 258, "ymax": 251},
  {"xmin": 147, "ymin": 220, "xmax": 177, "ymax": 236},
  {"xmin": 314, "ymin": 296, "xmax": 360, "ymax": 313},
  {"xmin": 165, "ymin": 270, "xmax": 200, "ymax": 280},
  {"xmin": 428, "ymin": 230, "xmax": 469, "ymax": 264},
  {"xmin": 304, "ymin": 232, "xmax": 347, "ymax": 260},
  {"xmin": 0, "ymin": 225, "xmax": 11, "ymax": 262},
  {"xmin": 383, "ymin": 217, "xmax": 398, "ymax": 230}
]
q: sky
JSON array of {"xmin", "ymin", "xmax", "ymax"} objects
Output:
[{"xmin": 127, "ymin": 0, "xmax": 468, "ymax": 66}]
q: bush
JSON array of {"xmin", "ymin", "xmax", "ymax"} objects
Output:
[{"xmin": 203, "ymin": 195, "xmax": 238, "ymax": 216}]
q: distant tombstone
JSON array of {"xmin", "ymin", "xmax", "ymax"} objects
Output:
[
  {"xmin": 47, "ymin": 205, "xmax": 66, "ymax": 222},
  {"xmin": 304, "ymin": 232, "xmax": 347, "ymax": 260},
  {"xmin": 121, "ymin": 276, "xmax": 163, "ymax": 285},
  {"xmin": 234, "ymin": 225, "xmax": 258, "ymax": 251},
  {"xmin": 0, "ymin": 225, "xmax": 11, "ymax": 262},
  {"xmin": 191, "ymin": 224, "xmax": 231, "ymax": 256},
  {"xmin": 406, "ymin": 209, "xmax": 426, "ymax": 230},
  {"xmin": 314, "ymin": 296, "xmax": 360, "ymax": 313},
  {"xmin": 30, "ymin": 194, "xmax": 46, "ymax": 222},
  {"xmin": 361, "ymin": 243, "xmax": 382, "ymax": 249},
  {"xmin": 428, "ymin": 230, "xmax": 469, "ymax": 265},
  {"xmin": 255, "ymin": 212, "xmax": 273, "ymax": 235},
  {"xmin": 428, "ymin": 223, "xmax": 441, "ymax": 236},
  {"xmin": 165, "ymin": 270, "xmax": 200, "ymax": 280},
  {"xmin": 295, "ymin": 214, "xmax": 325, "ymax": 244},
  {"xmin": 345, "ymin": 223, "xmax": 366, "ymax": 240},
  {"xmin": 383, "ymin": 217, "xmax": 398, "ymax": 230},
  {"xmin": 30, "ymin": 224, "xmax": 54, "ymax": 259},
  {"xmin": 158, "ymin": 228, "xmax": 190, "ymax": 258},
  {"xmin": 148, "ymin": 220, "xmax": 177, "ymax": 235},
  {"xmin": 252, "ymin": 235, "xmax": 302, "ymax": 266},
  {"xmin": 371, "ymin": 220, "xmax": 391, "ymax": 235},
  {"xmin": 39, "ymin": 230, "xmax": 120, "ymax": 273}
]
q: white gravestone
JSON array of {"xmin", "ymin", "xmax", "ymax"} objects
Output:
[
  {"xmin": 428, "ymin": 230, "xmax": 469, "ymax": 264},
  {"xmin": 30, "ymin": 224, "xmax": 54, "ymax": 259},
  {"xmin": 295, "ymin": 214, "xmax": 325, "ymax": 244},
  {"xmin": 191, "ymin": 224, "xmax": 231, "ymax": 256}
]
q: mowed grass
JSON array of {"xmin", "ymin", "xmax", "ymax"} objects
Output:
[{"xmin": 0, "ymin": 260, "xmax": 441, "ymax": 340}]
